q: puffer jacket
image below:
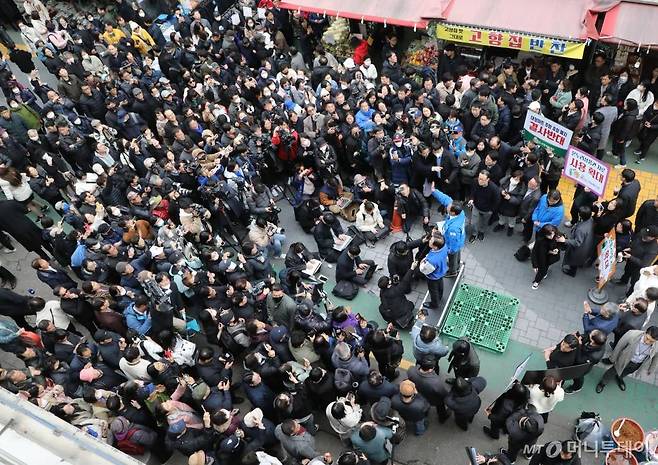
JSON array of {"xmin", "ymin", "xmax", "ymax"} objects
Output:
[
  {"xmin": 247, "ymin": 188, "xmax": 274, "ymax": 215},
  {"xmin": 444, "ymin": 376, "xmax": 487, "ymax": 418},
  {"xmin": 531, "ymin": 194, "xmax": 564, "ymax": 232},
  {"xmin": 331, "ymin": 351, "xmax": 369, "ymax": 380},
  {"xmin": 294, "ymin": 310, "xmax": 331, "ymax": 334},
  {"xmin": 355, "ymin": 202, "xmax": 385, "ymax": 232}
]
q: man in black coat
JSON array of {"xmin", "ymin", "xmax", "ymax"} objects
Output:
[
  {"xmin": 0, "ymin": 200, "xmax": 50, "ymax": 258},
  {"xmin": 312, "ymin": 212, "xmax": 345, "ymax": 263},
  {"xmin": 406, "ymin": 356, "xmax": 451, "ymax": 423},
  {"xmin": 0, "ymin": 288, "xmax": 35, "ymax": 330},
  {"xmin": 615, "ymin": 226, "xmax": 658, "ymax": 293},
  {"xmin": 395, "ymin": 184, "xmax": 430, "ymax": 232},
  {"xmin": 336, "ymin": 245, "xmax": 376, "ymax": 286},
  {"xmin": 387, "ymin": 238, "xmax": 426, "ymax": 278},
  {"xmin": 565, "ymin": 329, "xmax": 606, "ymax": 393},
  {"xmin": 616, "ymin": 168, "xmax": 641, "ymax": 219},
  {"xmin": 504, "ymin": 405, "xmax": 545, "ymax": 462},
  {"xmin": 358, "ymin": 369, "xmax": 398, "ymax": 405},
  {"xmin": 391, "ymin": 379, "xmax": 431, "ymax": 436},
  {"xmin": 634, "ymin": 198, "xmax": 658, "ymax": 231},
  {"xmin": 378, "ymin": 265, "xmax": 416, "ymax": 328}
]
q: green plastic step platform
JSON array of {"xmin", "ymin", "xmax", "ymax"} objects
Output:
[{"xmin": 441, "ymin": 283, "xmax": 520, "ymax": 353}]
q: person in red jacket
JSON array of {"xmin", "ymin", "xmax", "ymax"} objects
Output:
[
  {"xmin": 351, "ymin": 36, "xmax": 372, "ymax": 66},
  {"xmin": 271, "ymin": 120, "xmax": 299, "ymax": 171}
]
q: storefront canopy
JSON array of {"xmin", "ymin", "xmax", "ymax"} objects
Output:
[
  {"xmin": 441, "ymin": 0, "xmax": 591, "ymax": 40},
  {"xmin": 599, "ymin": 1, "xmax": 658, "ymax": 46},
  {"xmin": 276, "ymin": 0, "xmax": 447, "ymax": 29}
]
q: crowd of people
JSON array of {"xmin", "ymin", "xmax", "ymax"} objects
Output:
[{"xmin": 0, "ymin": 0, "xmax": 657, "ymax": 464}]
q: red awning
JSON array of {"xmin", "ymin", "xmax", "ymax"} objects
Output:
[
  {"xmin": 442, "ymin": 0, "xmax": 591, "ymax": 40},
  {"xmin": 599, "ymin": 1, "xmax": 658, "ymax": 46},
  {"xmin": 276, "ymin": 0, "xmax": 447, "ymax": 29}
]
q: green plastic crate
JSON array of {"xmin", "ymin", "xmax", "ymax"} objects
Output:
[{"xmin": 441, "ymin": 283, "xmax": 519, "ymax": 353}]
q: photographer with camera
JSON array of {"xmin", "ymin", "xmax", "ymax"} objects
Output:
[
  {"xmin": 367, "ymin": 126, "xmax": 390, "ymax": 181},
  {"xmin": 394, "ymin": 184, "xmax": 430, "ymax": 233},
  {"xmin": 248, "ymin": 216, "xmax": 287, "ymax": 259},
  {"xmin": 378, "ymin": 261, "xmax": 418, "ymax": 329},
  {"xmin": 271, "ymin": 120, "xmax": 299, "ymax": 171},
  {"xmin": 247, "ymin": 181, "xmax": 280, "ymax": 224}
]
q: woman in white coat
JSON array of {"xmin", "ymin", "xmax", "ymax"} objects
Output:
[
  {"xmin": 528, "ymin": 375, "xmax": 564, "ymax": 423},
  {"xmin": 626, "ymin": 80, "xmax": 655, "ymax": 120},
  {"xmin": 355, "ymin": 200, "xmax": 390, "ymax": 244},
  {"xmin": 0, "ymin": 166, "xmax": 46, "ymax": 218}
]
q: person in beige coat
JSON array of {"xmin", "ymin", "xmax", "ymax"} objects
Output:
[
  {"xmin": 596, "ymin": 326, "xmax": 658, "ymax": 393},
  {"xmin": 355, "ymin": 201, "xmax": 390, "ymax": 244}
]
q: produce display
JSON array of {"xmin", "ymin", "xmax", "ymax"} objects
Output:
[
  {"xmin": 405, "ymin": 39, "xmax": 438, "ymax": 67},
  {"xmin": 322, "ymin": 18, "xmax": 352, "ymax": 60}
]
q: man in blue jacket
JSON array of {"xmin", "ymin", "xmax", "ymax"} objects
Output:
[
  {"xmin": 529, "ymin": 190, "xmax": 564, "ymax": 243},
  {"xmin": 583, "ymin": 301, "xmax": 620, "ymax": 335},
  {"xmin": 431, "ymin": 188, "xmax": 466, "ymax": 276},
  {"xmin": 422, "ymin": 235, "xmax": 449, "ymax": 310},
  {"xmin": 124, "ymin": 294, "xmax": 152, "ymax": 336}
]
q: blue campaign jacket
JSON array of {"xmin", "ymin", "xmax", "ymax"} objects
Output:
[
  {"xmin": 532, "ymin": 194, "xmax": 564, "ymax": 232},
  {"xmin": 425, "ymin": 246, "xmax": 449, "ymax": 280},
  {"xmin": 432, "ymin": 189, "xmax": 466, "ymax": 254}
]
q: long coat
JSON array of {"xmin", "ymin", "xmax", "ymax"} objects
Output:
[
  {"xmin": 611, "ymin": 330, "xmax": 658, "ymax": 376},
  {"xmin": 0, "ymin": 200, "xmax": 45, "ymax": 253},
  {"xmin": 563, "ymin": 218, "xmax": 594, "ymax": 267}
]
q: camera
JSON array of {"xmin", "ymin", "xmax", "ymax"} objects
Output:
[{"xmin": 271, "ymin": 205, "xmax": 281, "ymax": 214}]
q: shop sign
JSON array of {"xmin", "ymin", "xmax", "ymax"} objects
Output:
[{"xmin": 436, "ymin": 24, "xmax": 586, "ymax": 59}]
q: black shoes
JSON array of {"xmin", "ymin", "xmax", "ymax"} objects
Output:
[
  {"xmin": 616, "ymin": 377, "xmax": 626, "ymax": 391},
  {"xmin": 477, "ymin": 232, "xmax": 485, "ymax": 241},
  {"xmin": 493, "ymin": 224, "xmax": 504, "ymax": 232},
  {"xmin": 468, "ymin": 235, "xmax": 477, "ymax": 243},
  {"xmin": 507, "ymin": 227, "xmax": 514, "ymax": 236},
  {"xmin": 596, "ymin": 383, "xmax": 605, "ymax": 393},
  {"xmin": 483, "ymin": 426, "xmax": 499, "ymax": 439}
]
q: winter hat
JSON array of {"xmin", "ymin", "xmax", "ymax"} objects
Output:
[
  {"xmin": 219, "ymin": 435, "xmax": 240, "ymax": 452},
  {"xmin": 399, "ymin": 379, "xmax": 416, "ymax": 397},
  {"xmin": 168, "ymin": 419, "xmax": 186, "ymax": 436},
  {"xmin": 334, "ymin": 342, "xmax": 351, "ymax": 361},
  {"xmin": 110, "ymin": 416, "xmax": 130, "ymax": 435},
  {"xmin": 79, "ymin": 367, "xmax": 98, "ymax": 383},
  {"xmin": 243, "ymin": 408, "xmax": 265, "ymax": 429},
  {"xmin": 371, "ymin": 397, "xmax": 393, "ymax": 423},
  {"xmin": 270, "ymin": 326, "xmax": 288, "ymax": 343}
]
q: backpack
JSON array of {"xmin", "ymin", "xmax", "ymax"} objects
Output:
[
  {"xmin": 334, "ymin": 368, "xmax": 354, "ymax": 392},
  {"xmin": 116, "ymin": 428, "xmax": 146, "ymax": 455},
  {"xmin": 332, "ymin": 280, "xmax": 359, "ymax": 300},
  {"xmin": 573, "ymin": 412, "xmax": 611, "ymax": 450},
  {"xmin": 514, "ymin": 244, "xmax": 531, "ymax": 262}
]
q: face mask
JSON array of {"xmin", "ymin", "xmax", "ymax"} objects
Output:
[
  {"xmin": 9, "ymin": 102, "xmax": 18, "ymax": 108},
  {"xmin": 272, "ymin": 296, "xmax": 283, "ymax": 302},
  {"xmin": 394, "ymin": 141, "xmax": 402, "ymax": 147},
  {"xmin": 74, "ymin": 118, "xmax": 81, "ymax": 125},
  {"xmin": 364, "ymin": 59, "xmax": 371, "ymax": 67},
  {"xmin": 619, "ymin": 76, "xmax": 628, "ymax": 84},
  {"xmin": 260, "ymin": 72, "xmax": 267, "ymax": 79}
]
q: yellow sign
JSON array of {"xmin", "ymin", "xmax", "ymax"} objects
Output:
[{"xmin": 436, "ymin": 24, "xmax": 586, "ymax": 59}]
